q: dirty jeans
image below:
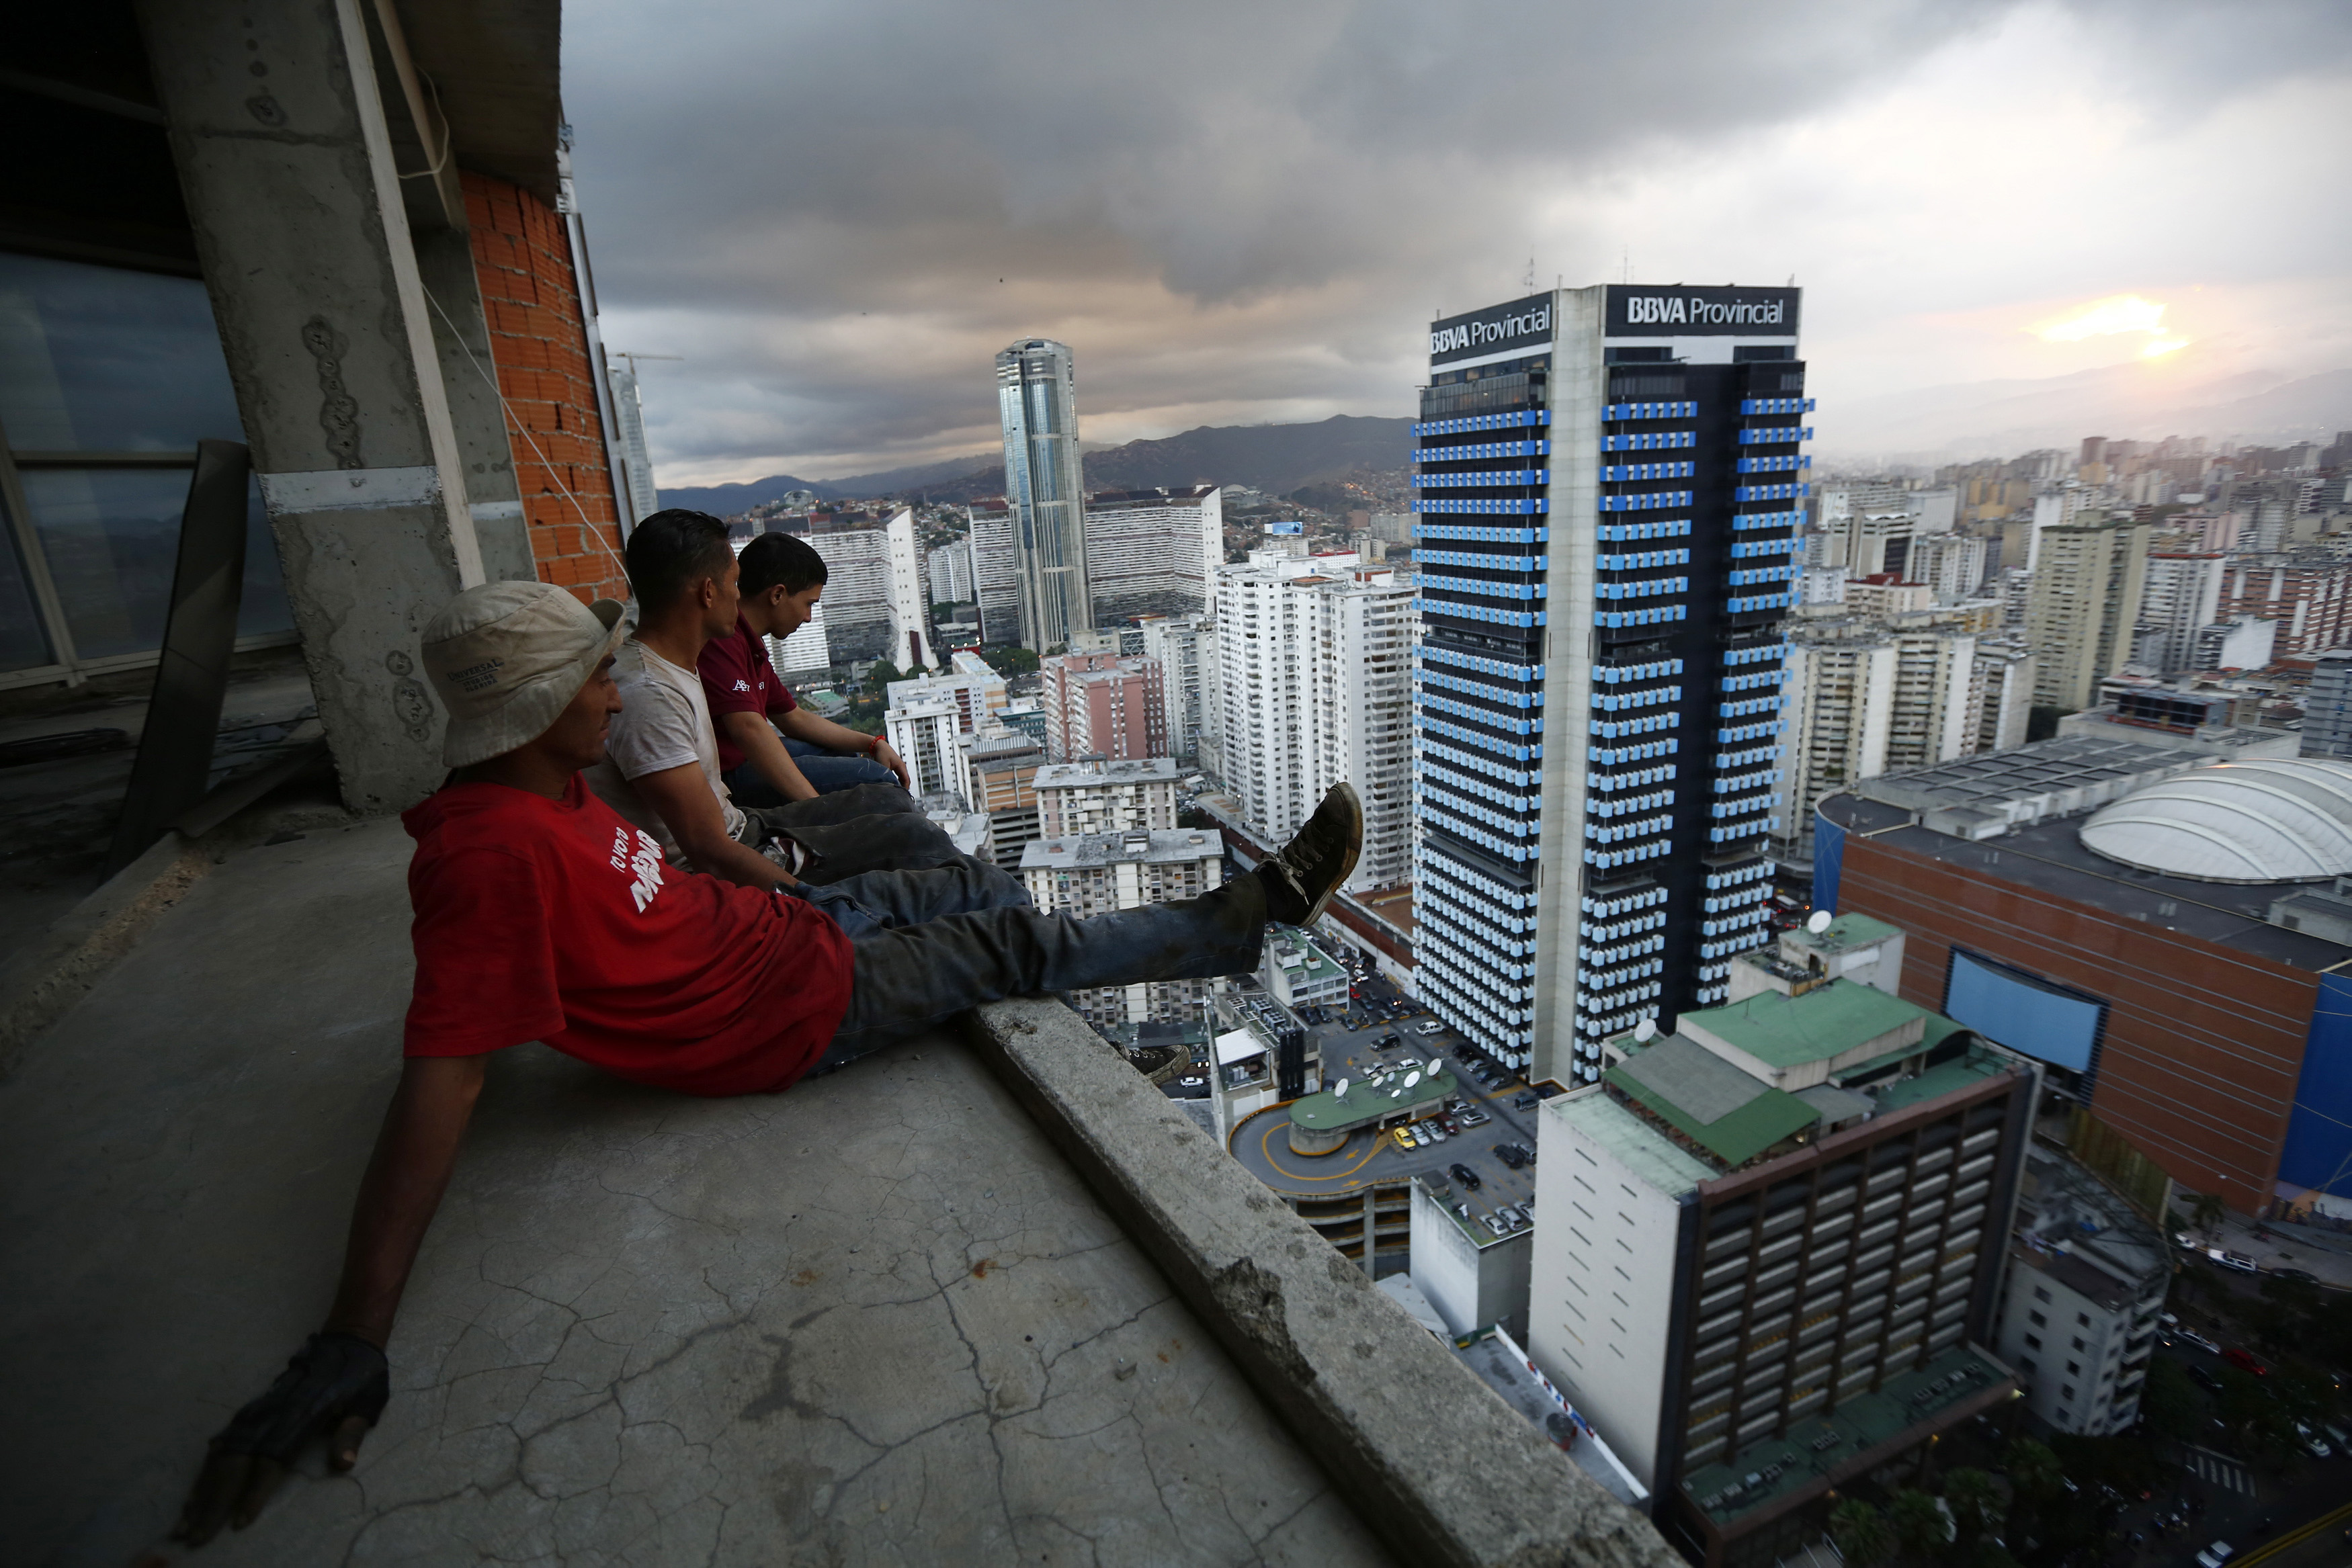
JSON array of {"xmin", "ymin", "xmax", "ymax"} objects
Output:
[
  {"xmin": 724, "ymin": 738, "xmax": 896, "ymax": 806},
  {"xmin": 734, "ymin": 781, "xmax": 981, "ymax": 884},
  {"xmin": 803, "ymin": 868, "xmax": 1269, "ymax": 1077}
]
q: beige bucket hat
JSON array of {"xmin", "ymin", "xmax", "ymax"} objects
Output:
[{"xmin": 421, "ymin": 581, "xmax": 628, "ymax": 767}]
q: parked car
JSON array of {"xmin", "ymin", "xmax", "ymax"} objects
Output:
[
  {"xmin": 1450, "ymin": 1162, "xmax": 1482, "ymax": 1191},
  {"xmin": 2222, "ymin": 1348, "xmax": 2268, "ymax": 1376},
  {"xmin": 1482, "ymin": 1213, "xmax": 1508, "ymax": 1236},
  {"xmin": 1425, "ymin": 1122, "xmax": 1450, "ymax": 1143},
  {"xmin": 1513, "ymin": 1090, "xmax": 1540, "ymax": 1110},
  {"xmin": 2213, "ymin": 1252, "xmax": 2259, "ymax": 1274},
  {"xmin": 2271, "ymin": 1267, "xmax": 2319, "ymax": 1284},
  {"xmin": 1416, "ymin": 1019, "xmax": 1445, "ymax": 1035},
  {"xmin": 2180, "ymin": 1330, "xmax": 2221, "ymax": 1354},
  {"xmin": 2194, "ymin": 1543, "xmax": 2232, "ymax": 1568},
  {"xmin": 1458, "ymin": 1108, "xmax": 1490, "ymax": 1128},
  {"xmin": 1493, "ymin": 1143, "xmax": 1526, "ymax": 1170},
  {"xmin": 1391, "ymin": 1127, "xmax": 1417, "ymax": 1152}
]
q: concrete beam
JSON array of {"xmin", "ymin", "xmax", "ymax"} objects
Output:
[
  {"xmin": 136, "ymin": 0, "xmax": 489, "ymax": 812},
  {"xmin": 412, "ymin": 226, "xmax": 534, "ymax": 581},
  {"xmin": 965, "ymin": 995, "xmax": 1685, "ymax": 1568}
]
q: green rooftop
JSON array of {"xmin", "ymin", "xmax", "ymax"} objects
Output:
[
  {"xmin": 1680, "ymin": 1346, "xmax": 2012, "ymax": 1526},
  {"xmin": 1789, "ymin": 912, "xmax": 1902, "ymax": 956},
  {"xmin": 1871, "ymin": 1044, "xmax": 2011, "ymax": 1113},
  {"xmin": 1605, "ymin": 1058, "xmax": 1819, "ymax": 1167},
  {"xmin": 1288, "ymin": 1064, "xmax": 1456, "ymax": 1131},
  {"xmin": 1681, "ymin": 981, "xmax": 1931, "ymax": 1072}
]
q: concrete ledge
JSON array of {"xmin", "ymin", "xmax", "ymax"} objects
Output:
[
  {"xmin": 964, "ymin": 995, "xmax": 1685, "ymax": 1568},
  {"xmin": 0, "ymin": 831, "xmax": 213, "ymax": 1078}
]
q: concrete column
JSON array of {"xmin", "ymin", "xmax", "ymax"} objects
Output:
[
  {"xmin": 413, "ymin": 227, "xmax": 534, "ymax": 582},
  {"xmin": 136, "ymin": 0, "xmax": 487, "ymax": 813}
]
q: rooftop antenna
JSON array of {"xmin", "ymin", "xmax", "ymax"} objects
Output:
[
  {"xmin": 1523, "ymin": 257, "xmax": 1536, "ymax": 291},
  {"xmin": 612, "ymin": 351, "xmax": 683, "ymax": 371},
  {"xmin": 1807, "ymin": 910, "xmax": 1835, "ymax": 934}
]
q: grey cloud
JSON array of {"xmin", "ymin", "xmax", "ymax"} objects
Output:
[{"xmin": 564, "ymin": 0, "xmax": 2351, "ymax": 477}]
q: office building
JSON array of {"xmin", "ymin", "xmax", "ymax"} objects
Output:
[
  {"xmin": 2194, "ymin": 619, "xmax": 2275, "ymax": 672},
  {"xmin": 1041, "ymin": 650, "xmax": 1166, "ymax": 763},
  {"xmin": 996, "ymin": 338, "xmax": 1092, "ymax": 650},
  {"xmin": 1526, "ymin": 978, "xmax": 2032, "ymax": 1567},
  {"xmin": 1035, "ymin": 756, "xmax": 1181, "ymax": 838},
  {"xmin": 1992, "ymin": 1145, "xmax": 2167, "ymax": 1437},
  {"xmin": 2133, "ymin": 552, "xmax": 2224, "ymax": 677},
  {"xmin": 1815, "ymin": 738, "xmax": 2352, "ymax": 1215},
  {"xmin": 1019, "ymin": 829, "xmax": 1224, "ymax": 1027},
  {"xmin": 883, "ymin": 696, "xmax": 963, "ymax": 800},
  {"xmin": 1085, "ymin": 487, "xmax": 1223, "ymax": 623},
  {"xmin": 1261, "ymin": 928, "xmax": 1348, "ymax": 1012},
  {"xmin": 2304, "ymin": 649, "xmax": 2352, "ymax": 760},
  {"xmin": 1137, "ymin": 613, "xmax": 1212, "ymax": 763},
  {"xmin": 2024, "ymin": 517, "xmax": 2150, "ymax": 710},
  {"xmin": 958, "ymin": 727, "xmax": 1047, "ymax": 865},
  {"xmin": 803, "ymin": 508, "xmax": 933, "ymax": 668},
  {"xmin": 1411, "ymin": 283, "xmax": 1806, "ymax": 1078},
  {"xmin": 605, "ymin": 358, "xmax": 659, "ymax": 531},
  {"xmin": 1216, "ymin": 550, "xmax": 1415, "ymax": 891}
]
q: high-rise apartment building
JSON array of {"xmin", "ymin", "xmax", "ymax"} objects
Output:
[
  {"xmin": 886, "ymin": 655, "xmax": 1006, "ymax": 734},
  {"xmin": 605, "ymin": 358, "xmax": 659, "ymax": 530},
  {"xmin": 1041, "ymin": 650, "xmax": 1166, "ymax": 763},
  {"xmin": 2024, "ymin": 517, "xmax": 2150, "ymax": 710},
  {"xmin": 2134, "ymin": 552, "xmax": 2224, "ymax": 677},
  {"xmin": 963, "ymin": 502, "xmax": 1023, "ymax": 645},
  {"xmin": 2302, "ymin": 648, "xmax": 2352, "ymax": 760},
  {"xmin": 883, "ymin": 696, "xmax": 963, "ymax": 799},
  {"xmin": 1019, "ymin": 829, "xmax": 1226, "ymax": 1027},
  {"xmin": 1084, "ymin": 486, "xmax": 1223, "ymax": 623},
  {"xmin": 1526, "ymin": 975, "xmax": 2032, "ymax": 1567},
  {"xmin": 1411, "ymin": 284, "xmax": 1806, "ymax": 1078},
  {"xmin": 1884, "ymin": 624, "xmax": 1977, "ymax": 773},
  {"xmin": 802, "ymin": 508, "xmax": 933, "ymax": 668},
  {"xmin": 958, "ymin": 727, "xmax": 1047, "ymax": 865},
  {"xmin": 1906, "ymin": 533, "xmax": 1988, "ymax": 604},
  {"xmin": 2217, "ymin": 554, "xmax": 2352, "ymax": 658},
  {"xmin": 1968, "ymin": 638, "xmax": 2035, "ymax": 754},
  {"xmin": 1216, "ymin": 550, "xmax": 1415, "ymax": 891},
  {"xmin": 996, "ymin": 338, "xmax": 1091, "ymax": 650},
  {"xmin": 1773, "ymin": 624, "xmax": 1892, "ymax": 865},
  {"xmin": 927, "ymin": 535, "xmax": 974, "ymax": 606},
  {"xmin": 1136, "ymin": 613, "xmax": 1212, "ymax": 763},
  {"xmin": 1036, "ymin": 756, "xmax": 1181, "ymax": 838}
]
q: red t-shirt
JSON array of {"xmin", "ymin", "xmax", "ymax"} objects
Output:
[
  {"xmin": 698, "ymin": 616, "xmax": 798, "ymax": 772},
  {"xmin": 401, "ymin": 775, "xmax": 852, "ymax": 1096}
]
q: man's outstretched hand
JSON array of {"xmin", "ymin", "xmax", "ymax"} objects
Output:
[{"xmin": 171, "ymin": 1332, "xmax": 388, "ymax": 1546}]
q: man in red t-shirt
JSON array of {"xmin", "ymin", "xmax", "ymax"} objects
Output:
[
  {"xmin": 172, "ymin": 578, "xmax": 1364, "ymax": 1546},
  {"xmin": 700, "ymin": 531, "xmax": 905, "ymax": 806}
]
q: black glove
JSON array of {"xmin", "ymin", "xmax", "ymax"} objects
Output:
[{"xmin": 173, "ymin": 1332, "xmax": 389, "ymax": 1546}]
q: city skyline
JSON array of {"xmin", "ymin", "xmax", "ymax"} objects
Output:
[{"xmin": 566, "ymin": 1, "xmax": 2352, "ymax": 487}]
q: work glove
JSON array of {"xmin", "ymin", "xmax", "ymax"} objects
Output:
[{"xmin": 171, "ymin": 1331, "xmax": 388, "ymax": 1546}]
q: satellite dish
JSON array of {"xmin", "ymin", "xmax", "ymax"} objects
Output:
[
  {"xmin": 1634, "ymin": 1017, "xmax": 1658, "ymax": 1043},
  {"xmin": 1333, "ymin": 1077, "xmax": 1349, "ymax": 1098},
  {"xmin": 1427, "ymin": 1057, "xmax": 1444, "ymax": 1076},
  {"xmin": 1404, "ymin": 1070, "xmax": 1422, "ymax": 1088},
  {"xmin": 1806, "ymin": 910, "xmax": 1833, "ymax": 934}
]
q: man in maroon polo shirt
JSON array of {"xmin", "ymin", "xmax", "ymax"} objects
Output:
[{"xmin": 700, "ymin": 531, "xmax": 906, "ymax": 806}]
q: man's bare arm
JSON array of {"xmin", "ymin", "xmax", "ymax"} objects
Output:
[
  {"xmin": 778, "ymin": 706, "xmax": 912, "ymax": 790},
  {"xmin": 719, "ymin": 709, "xmax": 816, "ymax": 802},
  {"xmin": 632, "ymin": 761, "xmax": 796, "ymax": 889},
  {"xmin": 174, "ymin": 1055, "xmax": 488, "ymax": 1545}
]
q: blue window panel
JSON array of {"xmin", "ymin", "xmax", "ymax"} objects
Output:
[
  {"xmin": 1415, "ymin": 439, "xmax": 1551, "ymax": 462},
  {"xmin": 1603, "ymin": 400, "xmax": 1699, "ymax": 421},
  {"xmin": 1415, "ymin": 469, "xmax": 1551, "ymax": 489},
  {"xmin": 1733, "ymin": 455, "xmax": 1812, "ymax": 474},
  {"xmin": 1600, "ymin": 431, "xmax": 1697, "ymax": 452},
  {"xmin": 1415, "ymin": 498, "xmax": 1550, "ymax": 515},
  {"xmin": 1599, "ymin": 462, "xmax": 1696, "ymax": 482},
  {"xmin": 1739, "ymin": 397, "xmax": 1818, "ymax": 415},
  {"xmin": 1737, "ymin": 426, "xmax": 1814, "ymax": 444},
  {"xmin": 1595, "ymin": 605, "xmax": 1689, "ymax": 629},
  {"xmin": 1413, "ymin": 410, "xmax": 1552, "ymax": 437},
  {"xmin": 1734, "ymin": 483, "xmax": 1811, "ymax": 502},
  {"xmin": 1599, "ymin": 491, "xmax": 1695, "ymax": 513}
]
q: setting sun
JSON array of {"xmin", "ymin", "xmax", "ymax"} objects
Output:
[{"xmin": 2034, "ymin": 294, "xmax": 2192, "ymax": 356}]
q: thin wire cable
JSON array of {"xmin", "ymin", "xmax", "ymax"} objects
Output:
[{"xmin": 421, "ymin": 283, "xmax": 630, "ymax": 586}]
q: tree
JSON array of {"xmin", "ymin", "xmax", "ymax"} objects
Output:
[
  {"xmin": 1888, "ymin": 1488, "xmax": 1953, "ymax": 1564},
  {"xmin": 1941, "ymin": 1468, "xmax": 2003, "ymax": 1547},
  {"xmin": 864, "ymin": 660, "xmax": 903, "ymax": 693},
  {"xmin": 2003, "ymin": 1438, "xmax": 2063, "ymax": 1500},
  {"xmin": 1830, "ymin": 1499, "xmax": 1896, "ymax": 1568},
  {"xmin": 978, "ymin": 644, "xmax": 1039, "ymax": 676},
  {"xmin": 2139, "ymin": 1358, "xmax": 2199, "ymax": 1444},
  {"xmin": 2189, "ymin": 1192, "xmax": 2227, "ymax": 1238}
]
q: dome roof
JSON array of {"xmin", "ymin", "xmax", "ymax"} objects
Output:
[{"xmin": 2077, "ymin": 757, "xmax": 2352, "ymax": 883}]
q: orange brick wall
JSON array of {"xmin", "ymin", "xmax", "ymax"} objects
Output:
[{"xmin": 463, "ymin": 171, "xmax": 629, "ymax": 603}]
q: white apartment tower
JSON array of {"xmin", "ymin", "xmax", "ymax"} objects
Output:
[
  {"xmin": 1019, "ymin": 830, "xmax": 1226, "ymax": 1027},
  {"xmin": 995, "ymin": 338, "xmax": 1092, "ymax": 650},
  {"xmin": 1411, "ymin": 284, "xmax": 1806, "ymax": 1078},
  {"xmin": 1216, "ymin": 550, "xmax": 1415, "ymax": 890},
  {"xmin": 2134, "ymin": 552, "xmax": 2224, "ymax": 677},
  {"xmin": 1137, "ymin": 613, "xmax": 1212, "ymax": 763},
  {"xmin": 1085, "ymin": 487, "xmax": 1224, "ymax": 623},
  {"xmin": 884, "ymin": 697, "xmax": 964, "ymax": 801}
]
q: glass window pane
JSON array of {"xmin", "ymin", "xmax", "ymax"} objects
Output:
[
  {"xmin": 0, "ymin": 252, "xmax": 244, "ymax": 451},
  {"xmin": 0, "ymin": 513, "xmax": 54, "ymax": 671},
  {"xmin": 17, "ymin": 468, "xmax": 292, "ymax": 660}
]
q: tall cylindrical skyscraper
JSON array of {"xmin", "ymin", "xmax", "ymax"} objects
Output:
[{"xmin": 996, "ymin": 339, "xmax": 1093, "ymax": 650}]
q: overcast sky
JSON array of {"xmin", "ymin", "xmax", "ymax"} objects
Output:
[{"xmin": 565, "ymin": 0, "xmax": 2352, "ymax": 485}]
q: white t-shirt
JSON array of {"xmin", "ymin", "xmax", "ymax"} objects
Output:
[{"xmin": 585, "ymin": 640, "xmax": 747, "ymax": 865}]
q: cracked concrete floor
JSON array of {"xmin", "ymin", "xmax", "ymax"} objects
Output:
[{"xmin": 0, "ymin": 817, "xmax": 1393, "ymax": 1567}]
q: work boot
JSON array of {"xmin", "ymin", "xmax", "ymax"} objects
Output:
[{"xmin": 1257, "ymin": 783, "xmax": 1363, "ymax": 926}]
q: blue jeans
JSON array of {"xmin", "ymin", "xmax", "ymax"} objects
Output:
[
  {"xmin": 725, "ymin": 738, "xmax": 894, "ymax": 805},
  {"xmin": 751, "ymin": 781, "xmax": 1029, "ymax": 939},
  {"xmin": 804, "ymin": 867, "xmax": 1269, "ymax": 1075}
]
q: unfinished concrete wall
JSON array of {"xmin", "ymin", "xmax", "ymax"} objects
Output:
[
  {"xmin": 138, "ymin": 0, "xmax": 488, "ymax": 815},
  {"xmin": 463, "ymin": 172, "xmax": 629, "ymax": 604}
]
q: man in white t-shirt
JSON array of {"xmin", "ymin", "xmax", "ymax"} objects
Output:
[{"xmin": 585, "ymin": 512, "xmax": 1017, "ymax": 908}]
